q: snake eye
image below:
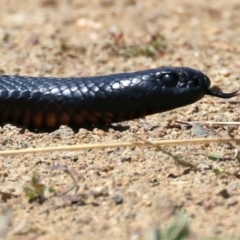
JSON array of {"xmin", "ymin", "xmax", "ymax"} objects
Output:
[{"xmin": 162, "ymin": 74, "xmax": 178, "ymax": 87}]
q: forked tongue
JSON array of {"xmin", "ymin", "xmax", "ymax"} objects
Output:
[{"xmin": 206, "ymin": 87, "xmax": 240, "ymax": 99}]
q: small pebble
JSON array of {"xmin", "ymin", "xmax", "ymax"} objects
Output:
[{"xmin": 112, "ymin": 194, "xmax": 123, "ymax": 205}]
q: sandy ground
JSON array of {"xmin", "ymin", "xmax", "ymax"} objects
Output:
[{"xmin": 0, "ymin": 0, "xmax": 240, "ymax": 239}]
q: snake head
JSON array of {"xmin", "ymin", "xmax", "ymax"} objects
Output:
[
  {"xmin": 175, "ymin": 67, "xmax": 239, "ymax": 99},
  {"xmin": 149, "ymin": 67, "xmax": 239, "ymax": 114},
  {"xmin": 156, "ymin": 67, "xmax": 212, "ymax": 105}
]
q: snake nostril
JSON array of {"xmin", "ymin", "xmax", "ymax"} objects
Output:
[{"xmin": 189, "ymin": 78, "xmax": 200, "ymax": 87}]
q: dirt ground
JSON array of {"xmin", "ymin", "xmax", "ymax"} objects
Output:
[{"xmin": 0, "ymin": 0, "xmax": 240, "ymax": 239}]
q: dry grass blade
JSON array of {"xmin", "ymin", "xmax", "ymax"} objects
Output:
[
  {"xmin": 176, "ymin": 120, "xmax": 240, "ymax": 126},
  {"xmin": 0, "ymin": 137, "xmax": 239, "ymax": 156},
  {"xmin": 205, "ymin": 125, "xmax": 240, "ymax": 163},
  {"xmin": 49, "ymin": 164, "xmax": 81, "ymax": 197}
]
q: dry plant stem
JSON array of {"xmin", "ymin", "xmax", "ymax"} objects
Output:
[
  {"xmin": 221, "ymin": 100, "xmax": 240, "ymax": 103},
  {"xmin": 184, "ymin": 123, "xmax": 240, "ymax": 160},
  {"xmin": 0, "ymin": 137, "xmax": 239, "ymax": 156},
  {"xmin": 176, "ymin": 120, "xmax": 240, "ymax": 126},
  {"xmin": 134, "ymin": 136, "xmax": 196, "ymax": 168},
  {"xmin": 199, "ymin": 100, "xmax": 240, "ymax": 104},
  {"xmin": 210, "ymin": 126, "xmax": 240, "ymax": 162},
  {"xmin": 58, "ymin": 169, "xmax": 79, "ymax": 196}
]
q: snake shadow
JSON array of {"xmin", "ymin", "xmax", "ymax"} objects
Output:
[{"xmin": 19, "ymin": 123, "xmax": 130, "ymax": 134}]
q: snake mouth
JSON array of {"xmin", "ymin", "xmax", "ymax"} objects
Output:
[{"xmin": 206, "ymin": 87, "xmax": 240, "ymax": 98}]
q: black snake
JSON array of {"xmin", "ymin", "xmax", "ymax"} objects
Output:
[{"xmin": 0, "ymin": 67, "xmax": 238, "ymax": 130}]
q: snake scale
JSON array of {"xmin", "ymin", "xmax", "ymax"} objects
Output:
[{"xmin": 0, "ymin": 67, "xmax": 238, "ymax": 130}]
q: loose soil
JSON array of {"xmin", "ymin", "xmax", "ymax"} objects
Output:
[{"xmin": 0, "ymin": 0, "xmax": 240, "ymax": 239}]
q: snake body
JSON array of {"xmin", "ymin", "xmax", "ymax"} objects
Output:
[{"xmin": 0, "ymin": 67, "xmax": 238, "ymax": 130}]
